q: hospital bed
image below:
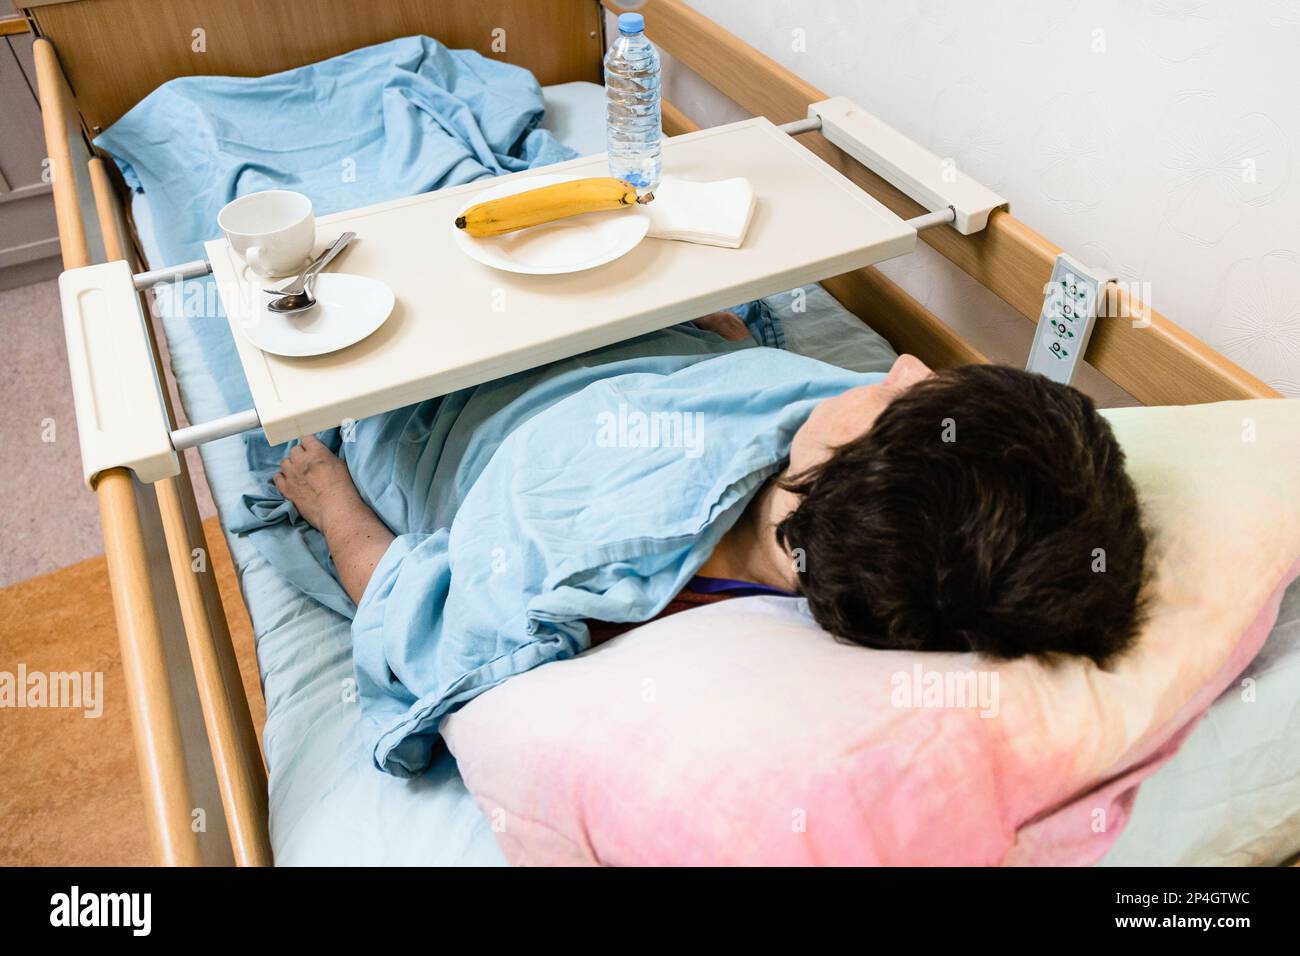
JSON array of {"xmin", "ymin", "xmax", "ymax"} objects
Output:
[{"xmin": 18, "ymin": 0, "xmax": 1297, "ymax": 866}]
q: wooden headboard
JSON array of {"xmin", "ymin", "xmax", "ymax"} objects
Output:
[{"xmin": 23, "ymin": 0, "xmax": 604, "ymax": 133}]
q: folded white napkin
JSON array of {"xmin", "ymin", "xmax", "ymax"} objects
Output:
[{"xmin": 645, "ymin": 175, "xmax": 756, "ymax": 248}]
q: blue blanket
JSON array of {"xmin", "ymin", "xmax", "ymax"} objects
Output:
[
  {"xmin": 97, "ymin": 35, "xmax": 575, "ymax": 265},
  {"xmin": 342, "ymin": 342, "xmax": 877, "ymax": 775},
  {"xmin": 93, "ymin": 34, "xmax": 583, "ymax": 591}
]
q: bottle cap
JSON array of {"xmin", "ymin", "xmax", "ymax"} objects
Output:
[{"xmin": 618, "ymin": 12, "xmax": 645, "ymax": 34}]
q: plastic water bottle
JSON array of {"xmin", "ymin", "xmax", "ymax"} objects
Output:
[{"xmin": 604, "ymin": 12, "xmax": 662, "ymax": 191}]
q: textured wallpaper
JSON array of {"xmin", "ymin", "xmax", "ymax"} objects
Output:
[{"xmin": 653, "ymin": 0, "xmax": 1300, "ymax": 399}]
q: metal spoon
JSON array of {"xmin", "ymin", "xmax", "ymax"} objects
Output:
[
  {"xmin": 264, "ymin": 231, "xmax": 355, "ymax": 296},
  {"xmin": 264, "ymin": 243, "xmax": 331, "ymax": 297},
  {"xmin": 262, "ymin": 231, "xmax": 351, "ymax": 295},
  {"xmin": 266, "ymin": 232, "xmax": 356, "ymax": 314}
]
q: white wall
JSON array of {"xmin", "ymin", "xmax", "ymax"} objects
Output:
[{"xmin": 653, "ymin": 0, "xmax": 1300, "ymax": 400}]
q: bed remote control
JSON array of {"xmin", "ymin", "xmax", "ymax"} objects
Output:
[{"xmin": 1026, "ymin": 253, "xmax": 1113, "ymax": 386}]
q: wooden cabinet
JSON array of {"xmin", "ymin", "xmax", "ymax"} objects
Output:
[{"xmin": 0, "ymin": 3, "xmax": 60, "ymax": 289}]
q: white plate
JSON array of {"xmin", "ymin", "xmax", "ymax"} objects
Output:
[
  {"xmin": 240, "ymin": 273, "xmax": 395, "ymax": 358},
  {"xmin": 452, "ymin": 172, "xmax": 650, "ymax": 275}
]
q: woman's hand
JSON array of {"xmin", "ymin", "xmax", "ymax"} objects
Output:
[
  {"xmin": 273, "ymin": 433, "xmax": 360, "ymax": 534},
  {"xmin": 274, "ymin": 433, "xmax": 396, "ymax": 604},
  {"xmin": 693, "ymin": 310, "xmax": 751, "ymax": 341}
]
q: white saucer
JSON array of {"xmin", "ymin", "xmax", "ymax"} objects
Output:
[
  {"xmin": 240, "ymin": 273, "xmax": 395, "ymax": 358},
  {"xmin": 452, "ymin": 172, "xmax": 650, "ymax": 275}
]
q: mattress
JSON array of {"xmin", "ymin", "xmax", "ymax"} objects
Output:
[{"xmin": 140, "ymin": 81, "xmax": 1300, "ymax": 866}]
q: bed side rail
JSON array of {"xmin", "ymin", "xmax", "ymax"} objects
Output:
[
  {"xmin": 35, "ymin": 36, "xmax": 270, "ymax": 866},
  {"xmin": 86, "ymin": 155, "xmax": 273, "ymax": 867}
]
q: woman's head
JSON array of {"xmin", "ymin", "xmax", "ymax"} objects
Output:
[{"xmin": 778, "ymin": 357, "xmax": 1147, "ymax": 666}]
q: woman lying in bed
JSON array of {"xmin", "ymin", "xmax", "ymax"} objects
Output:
[{"xmin": 271, "ymin": 311, "xmax": 1146, "ymax": 777}]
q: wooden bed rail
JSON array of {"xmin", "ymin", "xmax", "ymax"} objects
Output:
[
  {"xmin": 613, "ymin": 0, "xmax": 1281, "ymax": 403},
  {"xmin": 35, "ymin": 37, "xmax": 271, "ymax": 866},
  {"xmin": 87, "ymin": 156, "xmax": 272, "ymax": 866}
]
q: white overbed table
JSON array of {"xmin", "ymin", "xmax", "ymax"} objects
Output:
[{"xmin": 206, "ymin": 117, "xmax": 916, "ymax": 445}]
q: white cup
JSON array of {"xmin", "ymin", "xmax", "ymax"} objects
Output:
[{"xmin": 218, "ymin": 190, "xmax": 315, "ymax": 277}]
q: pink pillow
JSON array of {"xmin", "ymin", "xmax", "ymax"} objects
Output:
[{"xmin": 442, "ymin": 399, "xmax": 1300, "ymax": 865}]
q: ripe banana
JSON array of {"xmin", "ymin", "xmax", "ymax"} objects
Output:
[{"xmin": 455, "ymin": 177, "xmax": 653, "ymax": 238}]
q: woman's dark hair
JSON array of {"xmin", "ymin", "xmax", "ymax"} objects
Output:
[{"xmin": 776, "ymin": 365, "xmax": 1147, "ymax": 666}]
